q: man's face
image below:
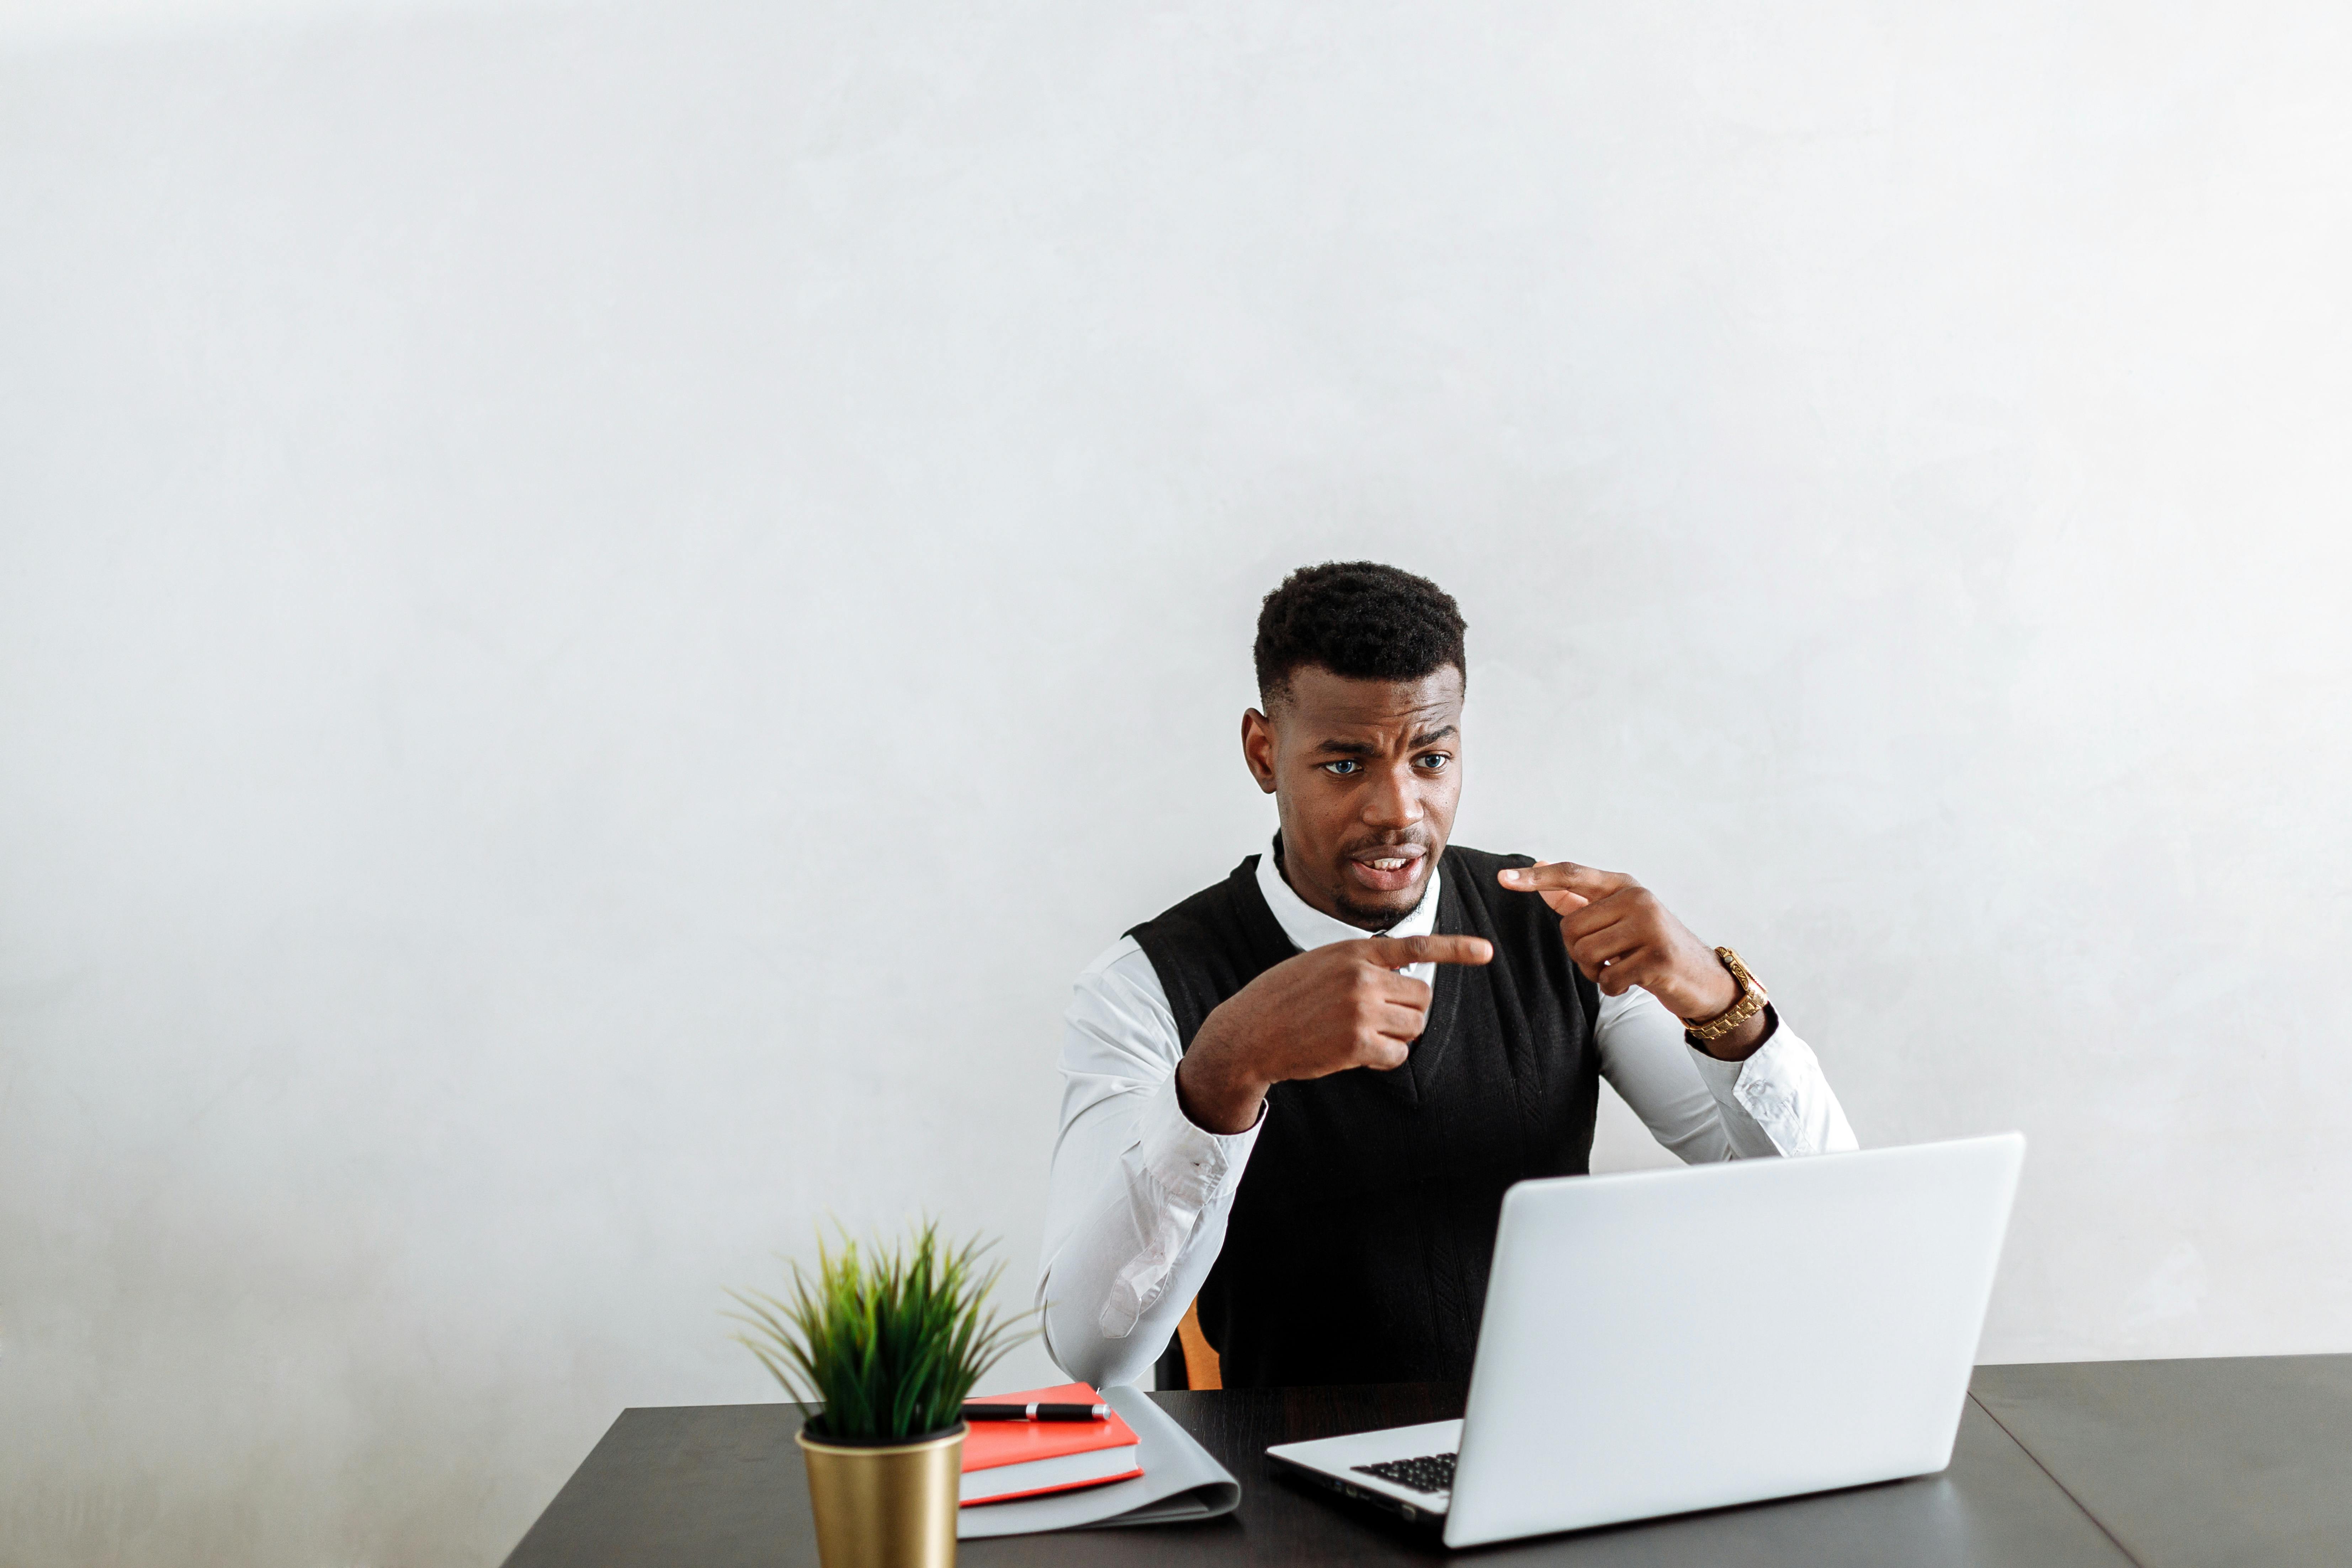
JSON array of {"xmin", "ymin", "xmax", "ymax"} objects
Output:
[{"xmin": 1241, "ymin": 664, "xmax": 1465, "ymax": 930}]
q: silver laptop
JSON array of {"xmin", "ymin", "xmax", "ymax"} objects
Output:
[{"xmin": 1266, "ymin": 1133, "xmax": 2024, "ymax": 1548}]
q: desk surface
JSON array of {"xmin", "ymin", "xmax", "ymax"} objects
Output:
[
  {"xmin": 1973, "ymin": 1354, "xmax": 2352, "ymax": 1568},
  {"xmin": 505, "ymin": 1378, "xmax": 2137, "ymax": 1567}
]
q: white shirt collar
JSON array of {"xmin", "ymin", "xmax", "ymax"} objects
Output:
[{"xmin": 1254, "ymin": 835, "xmax": 1443, "ymax": 953}]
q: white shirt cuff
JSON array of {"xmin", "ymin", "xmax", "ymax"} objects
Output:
[
  {"xmin": 1095, "ymin": 1076, "xmax": 1263, "ymax": 1339},
  {"xmin": 1688, "ymin": 1019, "xmax": 1858, "ymax": 1157},
  {"xmin": 1136, "ymin": 1069, "xmax": 1264, "ymax": 1207}
]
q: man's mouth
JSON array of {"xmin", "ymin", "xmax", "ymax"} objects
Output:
[{"xmin": 1345, "ymin": 844, "xmax": 1428, "ymax": 895}]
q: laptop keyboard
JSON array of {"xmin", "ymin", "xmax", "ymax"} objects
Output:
[{"xmin": 1352, "ymin": 1452, "xmax": 1457, "ymax": 1494}]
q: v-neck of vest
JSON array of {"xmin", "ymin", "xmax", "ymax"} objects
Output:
[
  {"xmin": 1270, "ymin": 852, "xmax": 1471, "ymax": 1110},
  {"xmin": 1226, "ymin": 850, "xmax": 1470, "ymax": 1110},
  {"xmin": 1392, "ymin": 856, "xmax": 1469, "ymax": 1104}
]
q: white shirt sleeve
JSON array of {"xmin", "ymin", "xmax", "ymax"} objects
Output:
[
  {"xmin": 1036, "ymin": 936, "xmax": 1260, "ymax": 1389},
  {"xmin": 1039, "ymin": 932, "xmax": 1861, "ymax": 1388},
  {"xmin": 1596, "ymin": 986, "xmax": 1859, "ymax": 1159}
]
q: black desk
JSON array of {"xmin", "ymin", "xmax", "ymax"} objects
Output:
[
  {"xmin": 1972, "ymin": 1355, "xmax": 2352, "ymax": 1568},
  {"xmin": 511, "ymin": 1371, "xmax": 2201, "ymax": 1567}
]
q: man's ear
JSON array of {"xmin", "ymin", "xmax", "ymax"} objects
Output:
[{"xmin": 1239, "ymin": 708, "xmax": 1279, "ymax": 794}]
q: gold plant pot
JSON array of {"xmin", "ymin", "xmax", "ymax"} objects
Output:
[{"xmin": 797, "ymin": 1421, "xmax": 966, "ymax": 1568}]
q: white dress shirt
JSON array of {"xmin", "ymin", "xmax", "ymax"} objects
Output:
[{"xmin": 1037, "ymin": 841, "xmax": 1859, "ymax": 1389}]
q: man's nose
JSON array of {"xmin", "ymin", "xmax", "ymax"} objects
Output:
[{"xmin": 1363, "ymin": 763, "xmax": 1426, "ymax": 829}]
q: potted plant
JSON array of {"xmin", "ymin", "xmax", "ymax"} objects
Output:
[{"xmin": 731, "ymin": 1222, "xmax": 1035, "ymax": 1568}]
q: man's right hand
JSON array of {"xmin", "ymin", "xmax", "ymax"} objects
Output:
[{"xmin": 1173, "ymin": 934, "xmax": 1495, "ymax": 1134}]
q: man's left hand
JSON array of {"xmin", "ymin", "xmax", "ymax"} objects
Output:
[{"xmin": 1497, "ymin": 860, "xmax": 1768, "ymax": 1060}]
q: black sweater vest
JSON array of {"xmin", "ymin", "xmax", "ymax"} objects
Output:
[{"xmin": 1129, "ymin": 843, "xmax": 1601, "ymax": 1389}]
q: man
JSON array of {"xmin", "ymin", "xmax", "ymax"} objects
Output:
[{"xmin": 1040, "ymin": 562, "xmax": 1855, "ymax": 1391}]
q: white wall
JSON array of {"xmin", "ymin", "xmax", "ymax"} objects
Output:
[{"xmin": 4, "ymin": 2, "xmax": 2349, "ymax": 1563}]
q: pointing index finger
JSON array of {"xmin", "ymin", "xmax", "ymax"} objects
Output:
[
  {"xmin": 1497, "ymin": 860, "xmax": 1635, "ymax": 897},
  {"xmin": 1365, "ymin": 934, "xmax": 1495, "ymax": 968}
]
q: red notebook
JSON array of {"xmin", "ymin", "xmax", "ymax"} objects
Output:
[{"xmin": 959, "ymin": 1382, "xmax": 1142, "ymax": 1506}]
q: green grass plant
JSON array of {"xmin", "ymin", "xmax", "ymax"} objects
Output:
[{"xmin": 729, "ymin": 1221, "xmax": 1037, "ymax": 1442}]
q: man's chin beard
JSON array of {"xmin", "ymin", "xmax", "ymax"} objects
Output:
[{"xmin": 1331, "ymin": 876, "xmax": 1428, "ymax": 931}]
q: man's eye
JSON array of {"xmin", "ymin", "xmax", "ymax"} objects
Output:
[
  {"xmin": 1320, "ymin": 760, "xmax": 1362, "ymax": 776},
  {"xmin": 1416, "ymin": 753, "xmax": 1451, "ymax": 771}
]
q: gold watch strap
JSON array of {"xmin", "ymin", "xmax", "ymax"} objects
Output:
[{"xmin": 1684, "ymin": 947, "xmax": 1768, "ymax": 1045}]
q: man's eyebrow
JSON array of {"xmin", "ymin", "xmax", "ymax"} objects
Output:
[{"xmin": 1310, "ymin": 724, "xmax": 1458, "ymax": 758}]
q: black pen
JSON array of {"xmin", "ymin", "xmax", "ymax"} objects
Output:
[{"xmin": 961, "ymin": 1401, "xmax": 1110, "ymax": 1422}]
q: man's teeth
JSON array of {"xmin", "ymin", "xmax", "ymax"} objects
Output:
[{"xmin": 1367, "ymin": 857, "xmax": 1408, "ymax": 871}]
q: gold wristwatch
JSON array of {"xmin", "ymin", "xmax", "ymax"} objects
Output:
[{"xmin": 1683, "ymin": 947, "xmax": 1768, "ymax": 1048}]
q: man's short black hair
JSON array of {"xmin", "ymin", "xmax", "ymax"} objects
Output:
[{"xmin": 1254, "ymin": 561, "xmax": 1467, "ymax": 708}]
